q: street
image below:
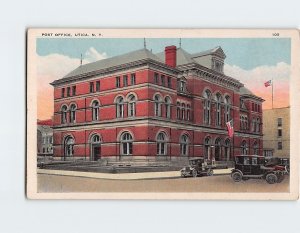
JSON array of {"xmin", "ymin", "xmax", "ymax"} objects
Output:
[{"xmin": 38, "ymin": 174, "xmax": 289, "ymax": 193}]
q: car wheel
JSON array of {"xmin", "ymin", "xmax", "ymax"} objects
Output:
[
  {"xmin": 277, "ymin": 174, "xmax": 285, "ymax": 183},
  {"xmin": 266, "ymin": 173, "xmax": 278, "ymax": 184},
  {"xmin": 181, "ymin": 173, "xmax": 185, "ymax": 178},
  {"xmin": 231, "ymin": 171, "xmax": 242, "ymax": 182},
  {"xmin": 192, "ymin": 170, "xmax": 198, "ymax": 178},
  {"xmin": 207, "ymin": 169, "xmax": 213, "ymax": 176}
]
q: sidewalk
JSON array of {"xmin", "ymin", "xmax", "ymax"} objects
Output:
[{"xmin": 37, "ymin": 168, "xmax": 232, "ymax": 180}]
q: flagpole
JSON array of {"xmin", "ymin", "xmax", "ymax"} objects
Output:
[{"xmin": 272, "ymin": 77, "xmax": 274, "ymax": 109}]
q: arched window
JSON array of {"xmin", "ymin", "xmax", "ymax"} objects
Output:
[
  {"xmin": 203, "ymin": 90, "xmax": 211, "ymax": 125},
  {"xmin": 91, "ymin": 134, "xmax": 100, "ymax": 143},
  {"xmin": 241, "ymin": 140, "xmax": 248, "ymax": 155},
  {"xmin": 176, "ymin": 101, "xmax": 181, "ymax": 119},
  {"xmin": 252, "ymin": 117, "xmax": 256, "ymax": 132},
  {"xmin": 256, "ymin": 118, "xmax": 260, "ymax": 133},
  {"xmin": 215, "ymin": 93, "xmax": 222, "ymax": 126},
  {"xmin": 69, "ymin": 104, "xmax": 76, "ymax": 123},
  {"xmin": 154, "ymin": 94, "xmax": 162, "ymax": 117},
  {"xmin": 214, "ymin": 138, "xmax": 222, "ymax": 161},
  {"xmin": 187, "ymin": 104, "xmax": 191, "ymax": 121},
  {"xmin": 253, "ymin": 141, "xmax": 259, "ymax": 155},
  {"xmin": 180, "ymin": 134, "xmax": 189, "ymax": 156},
  {"xmin": 165, "ymin": 97, "xmax": 171, "ymax": 118},
  {"xmin": 224, "ymin": 96, "xmax": 231, "ymax": 123},
  {"xmin": 181, "ymin": 103, "xmax": 186, "ymax": 120},
  {"xmin": 92, "ymin": 100, "xmax": 100, "ymax": 121},
  {"xmin": 61, "ymin": 105, "xmax": 68, "ymax": 124},
  {"xmin": 240, "ymin": 115, "xmax": 248, "ymax": 130},
  {"xmin": 64, "ymin": 136, "xmax": 74, "ymax": 158},
  {"xmin": 127, "ymin": 94, "xmax": 136, "ymax": 117},
  {"xmin": 116, "ymin": 96, "xmax": 124, "ymax": 118},
  {"xmin": 204, "ymin": 137, "xmax": 211, "ymax": 160},
  {"xmin": 120, "ymin": 132, "xmax": 133, "ymax": 155},
  {"xmin": 224, "ymin": 139, "xmax": 231, "ymax": 161},
  {"xmin": 157, "ymin": 132, "xmax": 167, "ymax": 155}
]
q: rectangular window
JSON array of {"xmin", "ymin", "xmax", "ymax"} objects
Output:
[
  {"xmin": 96, "ymin": 81, "xmax": 100, "ymax": 92},
  {"xmin": 116, "ymin": 76, "xmax": 120, "ymax": 88},
  {"xmin": 278, "ymin": 129, "xmax": 282, "ymax": 137},
  {"xmin": 154, "ymin": 73, "xmax": 159, "ymax": 84},
  {"xmin": 252, "ymin": 157, "xmax": 258, "ymax": 165},
  {"xmin": 167, "ymin": 77, "xmax": 171, "ymax": 88},
  {"xmin": 123, "ymin": 75, "xmax": 128, "ymax": 87},
  {"xmin": 61, "ymin": 88, "xmax": 65, "ymax": 98},
  {"xmin": 72, "ymin": 86, "xmax": 76, "ymax": 96},
  {"xmin": 131, "ymin": 73, "xmax": 136, "ymax": 85},
  {"xmin": 244, "ymin": 157, "xmax": 250, "ymax": 165},
  {"xmin": 277, "ymin": 118, "xmax": 282, "ymax": 127},
  {"xmin": 67, "ymin": 87, "xmax": 71, "ymax": 97},
  {"xmin": 258, "ymin": 105, "xmax": 260, "ymax": 112},
  {"xmin": 161, "ymin": 75, "xmax": 165, "ymax": 86},
  {"xmin": 252, "ymin": 103, "xmax": 254, "ymax": 111},
  {"xmin": 90, "ymin": 82, "xmax": 94, "ymax": 93},
  {"xmin": 278, "ymin": 142, "xmax": 283, "ymax": 150}
]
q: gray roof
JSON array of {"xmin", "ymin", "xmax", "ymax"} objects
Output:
[
  {"xmin": 192, "ymin": 46, "xmax": 226, "ymax": 59},
  {"xmin": 53, "ymin": 46, "xmax": 236, "ymax": 87},
  {"xmin": 156, "ymin": 48, "xmax": 194, "ymax": 66},
  {"xmin": 240, "ymin": 87, "xmax": 254, "ymax": 95},
  {"xmin": 240, "ymin": 87, "xmax": 264, "ymax": 101},
  {"xmin": 62, "ymin": 48, "xmax": 163, "ymax": 79},
  {"xmin": 156, "ymin": 46, "xmax": 226, "ymax": 67}
]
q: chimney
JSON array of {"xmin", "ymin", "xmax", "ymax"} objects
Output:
[{"xmin": 165, "ymin": 45, "xmax": 177, "ymax": 68}]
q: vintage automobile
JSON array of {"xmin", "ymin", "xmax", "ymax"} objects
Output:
[
  {"xmin": 180, "ymin": 157, "xmax": 214, "ymax": 178},
  {"xmin": 231, "ymin": 155, "xmax": 287, "ymax": 184},
  {"xmin": 265, "ymin": 157, "xmax": 290, "ymax": 174}
]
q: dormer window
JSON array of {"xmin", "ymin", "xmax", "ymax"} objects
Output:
[
  {"xmin": 212, "ymin": 59, "xmax": 224, "ymax": 73},
  {"xmin": 177, "ymin": 77, "xmax": 187, "ymax": 93}
]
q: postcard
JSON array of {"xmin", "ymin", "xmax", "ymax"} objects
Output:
[{"xmin": 27, "ymin": 29, "xmax": 299, "ymax": 199}]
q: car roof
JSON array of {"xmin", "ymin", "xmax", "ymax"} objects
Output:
[
  {"xmin": 235, "ymin": 155, "xmax": 265, "ymax": 158},
  {"xmin": 189, "ymin": 157, "xmax": 204, "ymax": 160}
]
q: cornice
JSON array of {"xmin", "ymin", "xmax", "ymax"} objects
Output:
[
  {"xmin": 177, "ymin": 62, "xmax": 243, "ymax": 91},
  {"xmin": 51, "ymin": 59, "xmax": 179, "ymax": 86}
]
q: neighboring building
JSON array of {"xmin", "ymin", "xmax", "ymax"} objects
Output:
[
  {"xmin": 263, "ymin": 107, "xmax": 290, "ymax": 158},
  {"xmin": 50, "ymin": 45, "xmax": 264, "ymax": 162},
  {"xmin": 37, "ymin": 119, "xmax": 54, "ymax": 157}
]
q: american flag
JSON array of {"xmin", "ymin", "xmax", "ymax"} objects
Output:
[
  {"xmin": 226, "ymin": 120, "xmax": 234, "ymax": 138},
  {"xmin": 264, "ymin": 80, "xmax": 272, "ymax": 87}
]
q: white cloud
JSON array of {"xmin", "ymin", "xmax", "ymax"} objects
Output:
[
  {"xmin": 224, "ymin": 62, "xmax": 290, "ymax": 85},
  {"xmin": 84, "ymin": 47, "xmax": 107, "ymax": 63},
  {"xmin": 37, "ymin": 47, "xmax": 107, "ymax": 86},
  {"xmin": 224, "ymin": 62, "xmax": 290, "ymax": 108},
  {"xmin": 36, "ymin": 47, "xmax": 108, "ymax": 119}
]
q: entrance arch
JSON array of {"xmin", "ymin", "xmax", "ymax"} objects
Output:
[
  {"xmin": 64, "ymin": 135, "xmax": 74, "ymax": 160},
  {"xmin": 90, "ymin": 134, "xmax": 101, "ymax": 161},
  {"xmin": 214, "ymin": 138, "xmax": 222, "ymax": 161},
  {"xmin": 224, "ymin": 139, "xmax": 231, "ymax": 161}
]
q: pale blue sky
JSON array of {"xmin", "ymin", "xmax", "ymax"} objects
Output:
[{"xmin": 37, "ymin": 38, "xmax": 290, "ymax": 70}]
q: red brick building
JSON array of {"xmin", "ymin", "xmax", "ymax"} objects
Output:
[{"xmin": 50, "ymin": 45, "xmax": 264, "ymax": 162}]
